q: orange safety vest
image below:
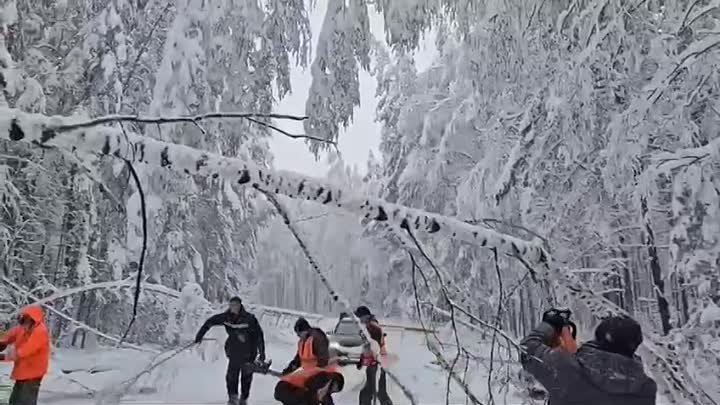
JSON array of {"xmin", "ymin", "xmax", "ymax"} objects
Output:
[
  {"xmin": 281, "ymin": 364, "xmax": 340, "ymax": 388},
  {"xmin": 553, "ymin": 325, "xmax": 577, "ymax": 354},
  {"xmin": 298, "ymin": 335, "xmax": 317, "ymax": 368}
]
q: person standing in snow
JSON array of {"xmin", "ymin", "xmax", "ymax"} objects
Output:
[
  {"xmin": 195, "ymin": 296, "xmax": 266, "ymax": 405},
  {"xmin": 282, "ymin": 317, "xmax": 331, "ymax": 375},
  {"xmin": 520, "ymin": 308, "xmax": 657, "ymax": 405},
  {"xmin": 0, "ymin": 305, "xmax": 51, "ymax": 405},
  {"xmin": 355, "ymin": 306, "xmax": 393, "ymax": 405}
]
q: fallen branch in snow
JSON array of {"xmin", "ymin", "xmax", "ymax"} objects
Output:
[
  {"xmin": 0, "ymin": 277, "xmax": 158, "ymax": 353},
  {"xmin": 257, "ymin": 188, "xmax": 418, "ymax": 405},
  {"xmin": 94, "ymin": 341, "xmax": 197, "ymax": 405},
  {"xmin": 0, "ymin": 107, "xmax": 547, "ymax": 265}
]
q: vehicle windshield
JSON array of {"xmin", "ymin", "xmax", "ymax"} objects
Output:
[{"xmin": 334, "ymin": 320, "xmax": 360, "ymax": 336}]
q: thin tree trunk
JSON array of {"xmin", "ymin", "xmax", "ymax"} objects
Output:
[{"xmin": 640, "ymin": 196, "xmax": 672, "ymax": 334}]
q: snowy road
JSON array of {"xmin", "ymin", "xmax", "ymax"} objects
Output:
[{"xmin": 26, "ymin": 322, "xmax": 525, "ymax": 405}]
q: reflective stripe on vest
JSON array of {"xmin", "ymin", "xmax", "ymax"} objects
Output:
[
  {"xmin": 298, "ymin": 335, "xmax": 317, "ymax": 368},
  {"xmin": 280, "ymin": 364, "xmax": 340, "ymax": 388}
]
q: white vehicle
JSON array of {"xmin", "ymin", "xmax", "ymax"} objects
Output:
[{"xmin": 327, "ymin": 313, "xmax": 366, "ymax": 363}]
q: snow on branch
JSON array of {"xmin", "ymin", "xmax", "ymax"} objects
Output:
[
  {"xmin": 1, "ymin": 277, "xmax": 158, "ymax": 353},
  {"xmin": 9, "ymin": 277, "xmax": 190, "ymax": 316},
  {"xmin": 48, "ymin": 111, "xmax": 332, "ymax": 144},
  {"xmin": 651, "ymin": 136, "xmax": 720, "ymax": 174},
  {"xmin": 0, "ymin": 108, "xmax": 547, "ymax": 265}
]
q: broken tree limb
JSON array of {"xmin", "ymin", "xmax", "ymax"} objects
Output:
[{"xmin": 0, "ymin": 108, "xmax": 547, "ymax": 266}]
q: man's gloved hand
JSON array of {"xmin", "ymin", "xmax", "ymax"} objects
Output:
[
  {"xmin": 257, "ymin": 352, "xmax": 266, "ymax": 362},
  {"xmin": 542, "ymin": 308, "xmax": 572, "ymax": 332}
]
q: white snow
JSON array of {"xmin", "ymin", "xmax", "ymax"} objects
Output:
[{"xmin": 19, "ymin": 322, "xmax": 524, "ymax": 405}]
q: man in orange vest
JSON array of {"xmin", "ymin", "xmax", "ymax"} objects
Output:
[
  {"xmin": 355, "ymin": 306, "xmax": 392, "ymax": 405},
  {"xmin": 0, "ymin": 305, "xmax": 51, "ymax": 405},
  {"xmin": 274, "ymin": 365, "xmax": 344, "ymax": 405},
  {"xmin": 282, "ymin": 318, "xmax": 330, "ymax": 375}
]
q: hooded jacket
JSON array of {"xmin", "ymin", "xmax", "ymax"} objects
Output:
[
  {"xmin": 520, "ymin": 322, "xmax": 657, "ymax": 405},
  {"xmin": 0, "ymin": 306, "xmax": 50, "ymax": 381},
  {"xmin": 195, "ymin": 307, "xmax": 265, "ymax": 360}
]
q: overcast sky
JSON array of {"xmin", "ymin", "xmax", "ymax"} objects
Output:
[{"xmin": 269, "ymin": 1, "xmax": 436, "ymax": 179}]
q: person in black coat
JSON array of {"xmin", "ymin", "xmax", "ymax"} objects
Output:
[{"xmin": 195, "ymin": 296, "xmax": 266, "ymax": 405}]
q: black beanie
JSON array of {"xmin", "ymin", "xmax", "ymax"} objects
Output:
[
  {"xmin": 229, "ymin": 296, "xmax": 242, "ymax": 304},
  {"xmin": 594, "ymin": 315, "xmax": 643, "ymax": 357},
  {"xmin": 294, "ymin": 317, "xmax": 311, "ymax": 333},
  {"xmin": 354, "ymin": 306, "xmax": 371, "ymax": 318}
]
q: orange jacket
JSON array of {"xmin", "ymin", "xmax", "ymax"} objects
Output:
[
  {"xmin": 1, "ymin": 305, "xmax": 50, "ymax": 380},
  {"xmin": 298, "ymin": 336, "xmax": 317, "ymax": 368},
  {"xmin": 281, "ymin": 364, "xmax": 341, "ymax": 388}
]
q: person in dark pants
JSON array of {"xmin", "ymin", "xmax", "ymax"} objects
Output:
[
  {"xmin": 195, "ymin": 296, "xmax": 266, "ymax": 405},
  {"xmin": 0, "ymin": 305, "xmax": 50, "ymax": 405},
  {"xmin": 355, "ymin": 306, "xmax": 392, "ymax": 405}
]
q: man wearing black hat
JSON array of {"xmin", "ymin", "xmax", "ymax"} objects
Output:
[
  {"xmin": 520, "ymin": 309, "xmax": 656, "ymax": 405},
  {"xmin": 195, "ymin": 296, "xmax": 266, "ymax": 405},
  {"xmin": 282, "ymin": 317, "xmax": 331, "ymax": 375}
]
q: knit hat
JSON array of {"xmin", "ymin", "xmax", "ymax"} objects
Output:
[
  {"xmin": 294, "ymin": 317, "xmax": 311, "ymax": 333},
  {"xmin": 594, "ymin": 315, "xmax": 643, "ymax": 357},
  {"xmin": 354, "ymin": 306, "xmax": 371, "ymax": 318},
  {"xmin": 229, "ymin": 296, "xmax": 242, "ymax": 304}
]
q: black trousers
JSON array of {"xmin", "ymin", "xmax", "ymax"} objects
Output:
[
  {"xmin": 359, "ymin": 365, "xmax": 392, "ymax": 405},
  {"xmin": 9, "ymin": 379, "xmax": 41, "ymax": 405},
  {"xmin": 274, "ymin": 380, "xmax": 334, "ymax": 405},
  {"xmin": 226, "ymin": 357, "xmax": 254, "ymax": 399}
]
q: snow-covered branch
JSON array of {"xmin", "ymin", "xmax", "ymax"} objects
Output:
[
  {"xmin": 1, "ymin": 277, "xmax": 157, "ymax": 353},
  {"xmin": 0, "ymin": 108, "xmax": 547, "ymax": 265},
  {"xmin": 9, "ymin": 277, "xmax": 189, "ymax": 316},
  {"xmin": 46, "ymin": 111, "xmax": 331, "ymax": 143}
]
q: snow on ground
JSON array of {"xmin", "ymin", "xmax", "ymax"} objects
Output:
[{"xmin": 8, "ymin": 322, "xmax": 528, "ymax": 405}]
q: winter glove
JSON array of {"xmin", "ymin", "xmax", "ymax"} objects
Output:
[
  {"xmin": 257, "ymin": 352, "xmax": 266, "ymax": 362},
  {"xmin": 542, "ymin": 308, "xmax": 572, "ymax": 333}
]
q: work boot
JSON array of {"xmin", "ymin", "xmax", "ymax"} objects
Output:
[
  {"xmin": 227, "ymin": 395, "xmax": 239, "ymax": 405},
  {"xmin": 239, "ymin": 397, "xmax": 248, "ymax": 405}
]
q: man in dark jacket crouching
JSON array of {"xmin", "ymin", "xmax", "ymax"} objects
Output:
[{"xmin": 520, "ymin": 309, "xmax": 657, "ymax": 405}]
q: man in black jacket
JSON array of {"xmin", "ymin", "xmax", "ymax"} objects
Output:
[{"xmin": 195, "ymin": 296, "xmax": 266, "ymax": 405}]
